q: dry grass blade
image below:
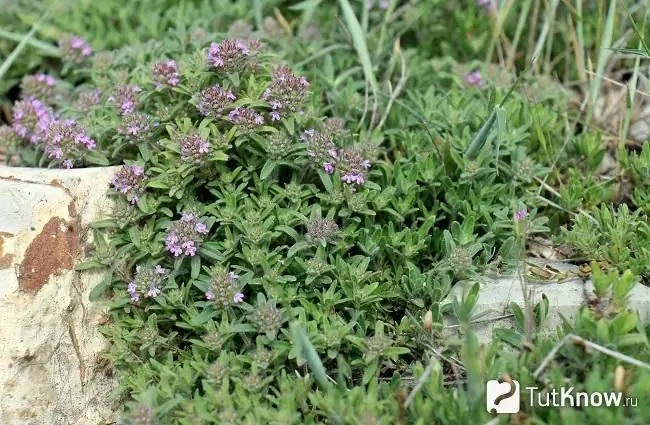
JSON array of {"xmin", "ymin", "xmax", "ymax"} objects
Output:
[
  {"xmin": 530, "ymin": 0, "xmax": 560, "ymax": 74},
  {"xmin": 533, "ymin": 333, "xmax": 650, "ymax": 379}
]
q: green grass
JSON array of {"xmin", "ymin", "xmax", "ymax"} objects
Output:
[{"xmin": 1, "ymin": 1, "xmax": 650, "ymax": 424}]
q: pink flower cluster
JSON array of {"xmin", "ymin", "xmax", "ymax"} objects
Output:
[
  {"xmin": 44, "ymin": 119, "xmax": 97, "ymax": 169},
  {"xmin": 329, "ymin": 147, "xmax": 371, "ymax": 187},
  {"xmin": 117, "ymin": 112, "xmax": 158, "ymax": 143},
  {"xmin": 20, "ymin": 74, "xmax": 56, "ymax": 101},
  {"xmin": 111, "ymin": 164, "xmax": 147, "ymax": 204},
  {"xmin": 263, "ymin": 65, "xmax": 310, "ymax": 121},
  {"xmin": 109, "ymin": 84, "xmax": 142, "ymax": 116},
  {"xmin": 205, "ymin": 270, "xmax": 245, "ymax": 307},
  {"xmin": 228, "ymin": 107, "xmax": 264, "ymax": 129},
  {"xmin": 197, "ymin": 85, "xmax": 236, "ymax": 118},
  {"xmin": 12, "ymin": 97, "xmax": 54, "ymax": 144},
  {"xmin": 207, "ymin": 39, "xmax": 262, "ymax": 73},
  {"xmin": 179, "ymin": 132, "xmax": 211, "ymax": 163},
  {"xmin": 58, "ymin": 35, "xmax": 92, "ymax": 64},
  {"xmin": 301, "ymin": 128, "xmax": 372, "ymax": 188},
  {"xmin": 464, "ymin": 69, "xmax": 485, "ymax": 87},
  {"xmin": 165, "ymin": 212, "xmax": 209, "ymax": 257},
  {"xmin": 127, "ymin": 265, "xmax": 167, "ymax": 302},
  {"xmin": 152, "ymin": 60, "xmax": 180, "ymax": 89}
]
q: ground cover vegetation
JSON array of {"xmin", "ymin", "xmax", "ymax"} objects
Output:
[{"xmin": 1, "ymin": 1, "xmax": 650, "ymax": 424}]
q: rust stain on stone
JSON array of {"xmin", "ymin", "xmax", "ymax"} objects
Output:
[
  {"xmin": 49, "ymin": 178, "xmax": 62, "ymax": 187},
  {"xmin": 68, "ymin": 199, "xmax": 78, "ymax": 217},
  {"xmin": 0, "ymin": 254, "xmax": 14, "ymax": 269},
  {"xmin": 0, "ymin": 235, "xmax": 14, "ymax": 269},
  {"xmin": 18, "ymin": 217, "xmax": 79, "ymax": 293}
]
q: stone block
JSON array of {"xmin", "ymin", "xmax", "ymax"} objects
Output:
[
  {"xmin": 444, "ymin": 260, "xmax": 650, "ymax": 344},
  {"xmin": 0, "ymin": 166, "xmax": 122, "ymax": 425}
]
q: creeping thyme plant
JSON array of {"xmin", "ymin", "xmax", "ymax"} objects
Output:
[{"xmin": 2, "ymin": 1, "xmax": 650, "ymax": 424}]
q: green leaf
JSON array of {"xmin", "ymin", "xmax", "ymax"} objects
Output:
[
  {"xmin": 617, "ymin": 333, "xmax": 648, "ymax": 347},
  {"xmin": 276, "ymin": 225, "xmax": 300, "ymax": 241},
  {"xmin": 494, "ymin": 328, "xmax": 522, "ymax": 349},
  {"xmin": 89, "ymin": 273, "xmax": 113, "ymax": 302},
  {"xmin": 317, "ymin": 170, "xmax": 334, "ymax": 193},
  {"xmin": 200, "ymin": 242, "xmax": 224, "ymax": 261},
  {"xmin": 260, "ymin": 160, "xmax": 277, "ymax": 180},
  {"xmin": 74, "ymin": 260, "xmax": 102, "ymax": 271},
  {"xmin": 362, "ymin": 360, "xmax": 379, "ymax": 385},
  {"xmin": 190, "ymin": 255, "xmax": 201, "ymax": 279},
  {"xmin": 291, "ymin": 324, "xmax": 330, "ymax": 390},
  {"xmin": 188, "ymin": 309, "xmax": 215, "ymax": 327},
  {"xmin": 139, "ymin": 143, "xmax": 153, "ymax": 162},
  {"xmin": 338, "ymin": 0, "xmax": 378, "ymax": 104},
  {"xmin": 287, "ymin": 241, "xmax": 311, "ymax": 258},
  {"xmin": 225, "ymin": 323, "xmax": 257, "ymax": 334},
  {"xmin": 146, "ymin": 179, "xmax": 170, "ymax": 189},
  {"xmin": 213, "ymin": 151, "xmax": 229, "ymax": 162},
  {"xmin": 90, "ymin": 219, "xmax": 116, "ymax": 229},
  {"xmin": 85, "ymin": 150, "xmax": 110, "ymax": 166}
]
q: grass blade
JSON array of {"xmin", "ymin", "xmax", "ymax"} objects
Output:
[
  {"xmin": 338, "ymin": 0, "xmax": 379, "ymax": 115},
  {"xmin": 530, "ymin": 0, "xmax": 560, "ymax": 73},
  {"xmin": 291, "ymin": 323, "xmax": 331, "ymax": 390},
  {"xmin": 0, "ymin": 29, "xmax": 60, "ymax": 57},
  {"xmin": 465, "ymin": 68, "xmax": 524, "ymax": 159},
  {"xmin": 0, "ymin": 11, "xmax": 53, "ymax": 81},
  {"xmin": 589, "ymin": 0, "xmax": 617, "ymax": 109}
]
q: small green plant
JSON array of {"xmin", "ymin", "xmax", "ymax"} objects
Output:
[{"xmin": 558, "ymin": 204, "xmax": 650, "ymax": 280}]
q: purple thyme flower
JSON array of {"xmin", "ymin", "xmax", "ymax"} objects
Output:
[
  {"xmin": 128, "ymin": 264, "xmax": 168, "ymax": 302},
  {"xmin": 228, "ymin": 107, "xmax": 264, "ymax": 130},
  {"xmin": 152, "ymin": 60, "xmax": 180, "ymax": 89},
  {"xmin": 322, "ymin": 117, "xmax": 348, "ymax": 139},
  {"xmin": 306, "ymin": 218, "xmax": 339, "ymax": 242},
  {"xmin": 128, "ymin": 403, "xmax": 155, "ymax": 425},
  {"xmin": 109, "ymin": 84, "xmax": 142, "ymax": 116},
  {"xmin": 300, "ymin": 128, "xmax": 339, "ymax": 169},
  {"xmin": 165, "ymin": 211, "xmax": 209, "ymax": 257},
  {"xmin": 367, "ymin": 0, "xmax": 390, "ymax": 9},
  {"xmin": 73, "ymin": 88, "xmax": 103, "ymax": 111},
  {"xmin": 205, "ymin": 269, "xmax": 243, "ymax": 307},
  {"xmin": 464, "ymin": 69, "xmax": 485, "ymax": 87},
  {"xmin": 58, "ymin": 34, "xmax": 93, "ymax": 64},
  {"xmin": 44, "ymin": 118, "xmax": 96, "ymax": 168},
  {"xmin": 12, "ymin": 97, "xmax": 54, "ymax": 144},
  {"xmin": 207, "ymin": 39, "xmax": 262, "ymax": 73},
  {"xmin": 323, "ymin": 162, "xmax": 334, "ymax": 174},
  {"xmin": 117, "ymin": 112, "xmax": 158, "ymax": 143},
  {"xmin": 111, "ymin": 164, "xmax": 147, "ymax": 204},
  {"xmin": 477, "ymin": 0, "xmax": 497, "ymax": 13},
  {"xmin": 262, "ymin": 65, "xmax": 310, "ymax": 120},
  {"xmin": 335, "ymin": 147, "xmax": 371, "ymax": 187},
  {"xmin": 127, "ymin": 282, "xmax": 139, "ymax": 302},
  {"xmin": 514, "ymin": 208, "xmax": 529, "ymax": 222},
  {"xmin": 179, "ymin": 132, "xmax": 211, "ymax": 163},
  {"xmin": 196, "ymin": 85, "xmax": 236, "ymax": 118},
  {"xmin": 20, "ymin": 74, "xmax": 56, "ymax": 102}
]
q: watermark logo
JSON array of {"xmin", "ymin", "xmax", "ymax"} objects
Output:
[
  {"xmin": 527, "ymin": 386, "xmax": 637, "ymax": 408},
  {"xmin": 486, "ymin": 378, "xmax": 638, "ymax": 414},
  {"xmin": 486, "ymin": 379, "xmax": 520, "ymax": 414}
]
